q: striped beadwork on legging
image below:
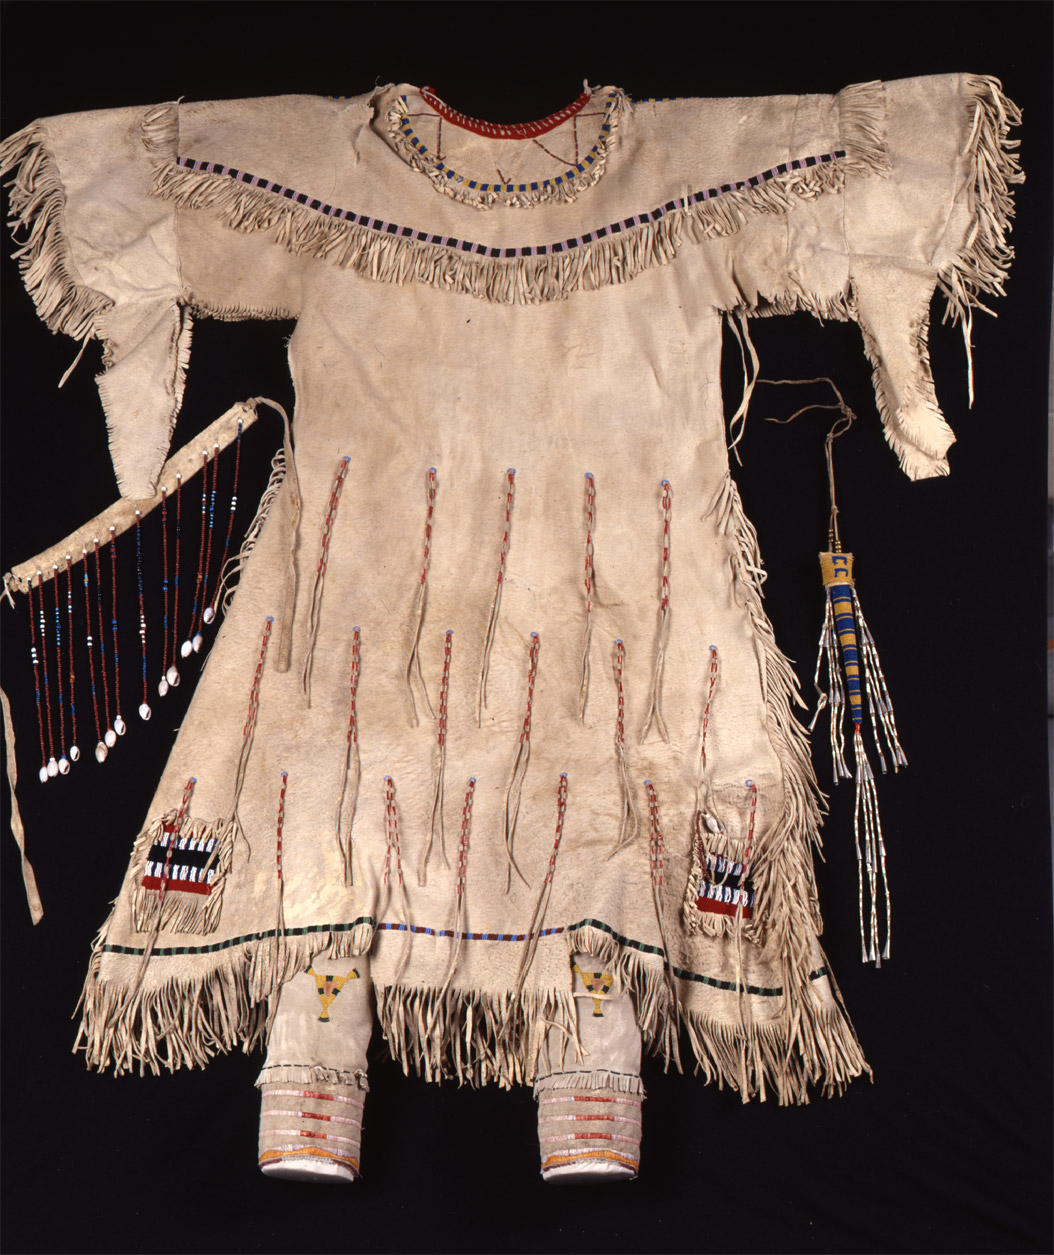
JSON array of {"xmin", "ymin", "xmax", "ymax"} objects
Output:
[
  {"xmin": 537, "ymin": 1089, "xmax": 642, "ymax": 1176},
  {"xmin": 258, "ymin": 1082, "xmax": 364, "ymax": 1177}
]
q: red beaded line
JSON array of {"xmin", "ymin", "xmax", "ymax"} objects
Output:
[
  {"xmin": 641, "ymin": 479, "xmax": 672, "ymax": 743},
  {"xmin": 50, "ymin": 565, "xmax": 69, "ymax": 771},
  {"xmin": 437, "ymin": 629, "xmax": 452, "ymax": 749},
  {"xmin": 318, "ymin": 458, "xmax": 349, "ymax": 579},
  {"xmin": 276, "ymin": 771, "xmax": 288, "ymax": 882},
  {"xmin": 80, "ymin": 547, "xmax": 105, "ymax": 756},
  {"xmin": 547, "ymin": 772, "xmax": 569, "ymax": 886},
  {"xmin": 382, "ymin": 775, "xmax": 404, "ymax": 889},
  {"xmin": 699, "ymin": 645, "xmax": 719, "ymax": 772},
  {"xmin": 644, "ymin": 780, "xmax": 665, "ymax": 893},
  {"xmin": 108, "ymin": 525, "xmax": 124, "ymax": 734},
  {"xmin": 243, "ymin": 617, "xmax": 273, "ymax": 740},
  {"xmin": 349, "ymin": 629, "xmax": 361, "ymax": 745},
  {"xmin": 420, "ymin": 85, "xmax": 590, "ymax": 139},
  {"xmin": 35, "ymin": 571, "xmax": 57, "ymax": 775},
  {"xmin": 135, "ymin": 510, "xmax": 150, "ymax": 720},
  {"xmin": 614, "ymin": 639, "xmax": 627, "ymax": 750},
  {"xmin": 406, "ymin": 467, "xmax": 438, "ymax": 724},
  {"xmin": 183, "ymin": 449, "xmax": 210, "ymax": 655},
  {"xmin": 63, "ymin": 556, "xmax": 79, "ymax": 762},
  {"xmin": 743, "ymin": 780, "xmax": 758, "ymax": 870},
  {"xmin": 155, "ymin": 777, "xmax": 198, "ymax": 908},
  {"xmin": 578, "ymin": 472, "xmax": 596, "ymax": 719},
  {"xmin": 195, "ymin": 442, "xmax": 220, "ymax": 639},
  {"xmin": 26, "ymin": 574, "xmax": 49, "ymax": 781},
  {"xmin": 159, "ymin": 486, "xmax": 170, "ymax": 692},
  {"xmin": 477, "ymin": 468, "xmax": 516, "ymax": 723},
  {"xmin": 456, "ymin": 777, "xmax": 476, "ymax": 902},
  {"xmin": 207, "ymin": 419, "xmax": 243, "ymax": 623},
  {"xmin": 170, "ymin": 474, "xmax": 182, "ymax": 684}
]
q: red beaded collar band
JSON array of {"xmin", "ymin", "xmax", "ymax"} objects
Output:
[{"xmin": 418, "ymin": 86, "xmax": 591, "ymax": 139}]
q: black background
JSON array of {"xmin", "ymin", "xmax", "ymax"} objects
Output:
[{"xmin": 2, "ymin": 4, "xmax": 1051, "ymax": 1253}]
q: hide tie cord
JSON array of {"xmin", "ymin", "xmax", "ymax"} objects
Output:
[
  {"xmin": 335, "ymin": 626, "xmax": 362, "ymax": 887},
  {"xmin": 763, "ymin": 378, "xmax": 907, "ymax": 964},
  {"xmin": 426, "ymin": 777, "xmax": 477, "ymax": 1042},
  {"xmin": 477, "ymin": 468, "xmax": 516, "ymax": 725},
  {"xmin": 644, "ymin": 780, "xmax": 681, "ymax": 1066},
  {"xmin": 608, "ymin": 639, "xmax": 638, "ymax": 856},
  {"xmin": 503, "ymin": 772, "xmax": 569, "ymax": 1044},
  {"xmin": 502, "ymin": 631, "xmax": 539, "ymax": 891},
  {"xmin": 420, "ymin": 629, "xmax": 453, "ymax": 884},
  {"xmin": 696, "ymin": 644, "xmax": 720, "ymax": 828},
  {"xmin": 302, "ymin": 455, "xmax": 350, "ymax": 702},
  {"xmin": 406, "ymin": 467, "xmax": 438, "ymax": 724},
  {"xmin": 265, "ymin": 770, "xmax": 289, "ymax": 1041},
  {"xmin": 640, "ymin": 480, "xmax": 671, "ymax": 744},
  {"xmin": 383, "ymin": 775, "xmax": 413, "ymax": 985},
  {"xmin": 578, "ymin": 472, "xmax": 596, "ymax": 720}
]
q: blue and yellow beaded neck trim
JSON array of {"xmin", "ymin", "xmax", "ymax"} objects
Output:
[{"xmin": 387, "ymin": 86, "xmax": 625, "ymax": 210}]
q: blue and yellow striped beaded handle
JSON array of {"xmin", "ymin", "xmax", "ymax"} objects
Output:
[{"xmin": 814, "ymin": 547, "xmax": 907, "ymax": 964}]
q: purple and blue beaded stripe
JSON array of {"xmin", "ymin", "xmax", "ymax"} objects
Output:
[{"xmin": 175, "ymin": 146, "xmax": 847, "ymax": 261}]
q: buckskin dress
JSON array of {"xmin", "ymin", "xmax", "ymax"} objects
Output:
[{"xmin": 0, "ymin": 74, "xmax": 1020, "ymax": 1182}]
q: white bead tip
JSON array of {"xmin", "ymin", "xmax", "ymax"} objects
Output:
[
  {"xmin": 114, "ymin": 716, "xmax": 127, "ymax": 736},
  {"xmin": 203, "ymin": 606, "xmax": 215, "ymax": 625},
  {"xmin": 192, "ymin": 634, "xmax": 203, "ymax": 653},
  {"xmin": 95, "ymin": 742, "xmax": 108, "ymax": 764},
  {"xmin": 139, "ymin": 703, "xmax": 152, "ymax": 722},
  {"xmin": 58, "ymin": 756, "xmax": 70, "ymax": 776},
  {"xmin": 104, "ymin": 728, "xmax": 117, "ymax": 748},
  {"xmin": 180, "ymin": 640, "xmax": 193, "ymax": 659}
]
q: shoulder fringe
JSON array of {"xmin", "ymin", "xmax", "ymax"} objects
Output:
[
  {"xmin": 938, "ymin": 76, "xmax": 1023, "ymax": 325},
  {"xmin": 0, "ymin": 123, "xmax": 113, "ymax": 338},
  {"xmin": 76, "ymin": 918, "xmax": 374, "ymax": 1076},
  {"xmin": 385, "ymin": 89, "xmax": 629, "ymax": 212},
  {"xmin": 256, "ymin": 1063, "xmax": 369, "ymax": 1090},
  {"xmin": 144, "ymin": 88, "xmax": 888, "ymax": 308},
  {"xmin": 835, "ymin": 80, "xmax": 892, "ymax": 179}
]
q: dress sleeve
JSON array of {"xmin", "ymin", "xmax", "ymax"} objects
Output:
[
  {"xmin": 734, "ymin": 75, "xmax": 1022, "ymax": 480},
  {"xmin": 1, "ymin": 104, "xmax": 191, "ymax": 499}
]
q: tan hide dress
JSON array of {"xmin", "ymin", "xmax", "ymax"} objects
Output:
[{"xmin": 0, "ymin": 75, "xmax": 1020, "ymax": 1182}]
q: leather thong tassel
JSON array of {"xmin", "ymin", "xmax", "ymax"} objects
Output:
[{"xmin": 803, "ymin": 388, "xmax": 907, "ymax": 965}]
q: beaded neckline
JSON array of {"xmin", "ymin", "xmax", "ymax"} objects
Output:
[{"xmin": 387, "ymin": 85, "xmax": 625, "ymax": 210}]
